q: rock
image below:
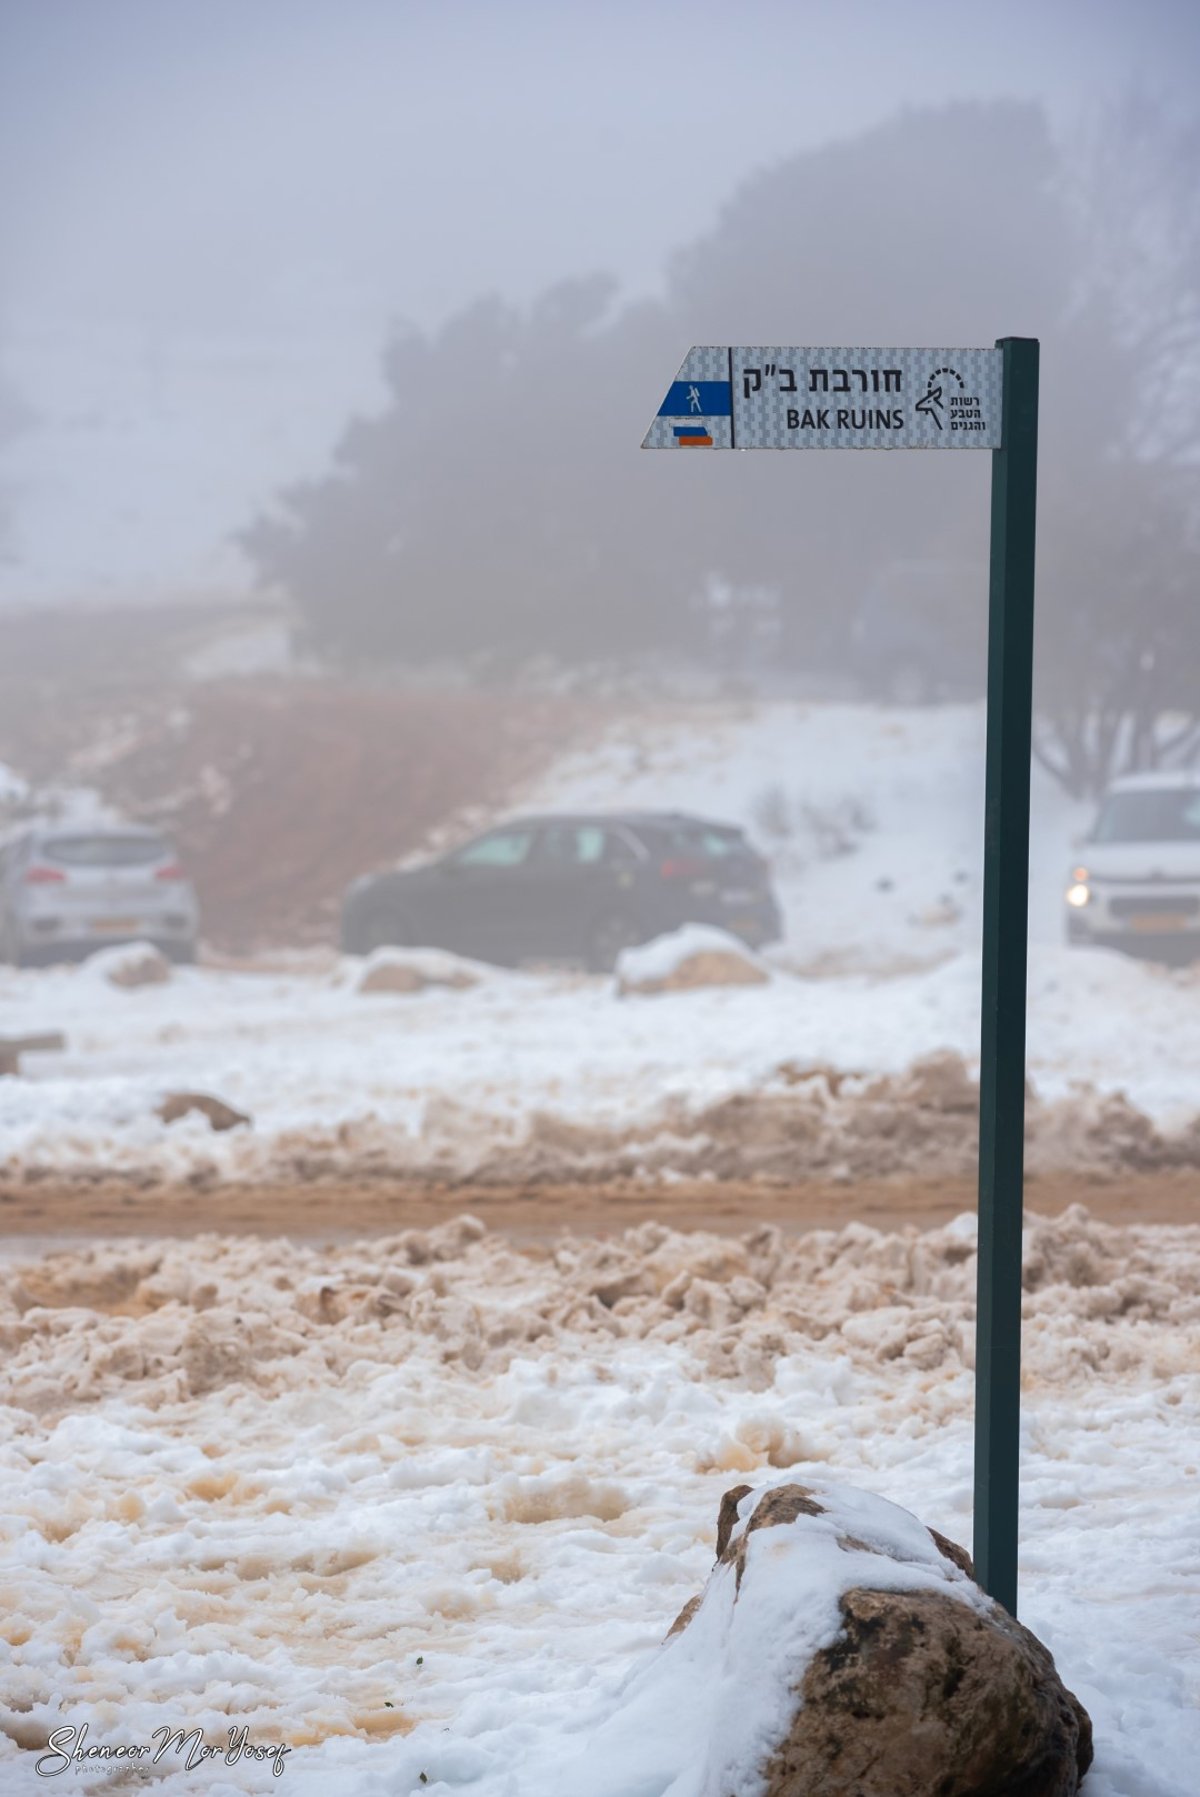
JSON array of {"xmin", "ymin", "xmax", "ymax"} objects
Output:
[
  {"xmin": 615, "ymin": 926, "xmax": 770, "ymax": 996},
  {"xmin": 670, "ymin": 1481, "xmax": 1093, "ymax": 1797},
  {"xmin": 358, "ymin": 959, "xmax": 425, "ymax": 993},
  {"xmin": 771, "ymin": 1585, "xmax": 1092, "ymax": 1797},
  {"xmin": 88, "ymin": 943, "xmax": 172, "ymax": 988},
  {"xmin": 912, "ymin": 896, "xmax": 963, "ymax": 928},
  {"xmin": 157, "ymin": 1092, "xmax": 250, "ymax": 1132},
  {"xmin": 355, "ymin": 948, "xmax": 479, "ymax": 995}
]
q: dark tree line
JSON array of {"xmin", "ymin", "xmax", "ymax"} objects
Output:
[{"xmin": 243, "ymin": 96, "xmax": 1200, "ymax": 796}]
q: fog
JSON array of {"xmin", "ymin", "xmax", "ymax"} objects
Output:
[
  {"xmin": 2, "ymin": 14, "xmax": 1200, "ymax": 1791},
  {"xmin": 1, "ymin": 0, "xmax": 1196, "ymax": 610}
]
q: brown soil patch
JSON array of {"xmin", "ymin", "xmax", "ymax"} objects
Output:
[{"xmin": 0, "ymin": 1169, "xmax": 1195, "ymax": 1247}]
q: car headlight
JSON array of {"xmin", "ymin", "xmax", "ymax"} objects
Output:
[{"xmin": 1065, "ymin": 877, "xmax": 1091, "ymax": 908}]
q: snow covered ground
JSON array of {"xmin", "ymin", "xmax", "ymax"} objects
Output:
[
  {"xmin": 0, "ymin": 1208, "xmax": 1195, "ymax": 1795},
  {"xmin": 1, "ymin": 939, "xmax": 1199, "ymax": 1184},
  {"xmin": 2, "ymin": 703, "xmax": 1199, "ymax": 1183},
  {"xmin": 1, "ymin": 704, "xmax": 1197, "ymax": 1793}
]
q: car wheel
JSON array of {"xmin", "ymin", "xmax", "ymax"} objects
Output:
[{"xmin": 586, "ymin": 913, "xmax": 641, "ymax": 975}]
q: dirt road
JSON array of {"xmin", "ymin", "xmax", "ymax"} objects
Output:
[{"xmin": 1, "ymin": 1169, "xmax": 1195, "ymax": 1247}]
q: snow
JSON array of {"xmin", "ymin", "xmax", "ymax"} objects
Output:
[
  {"xmin": 0, "ymin": 702, "xmax": 1197, "ymax": 1791},
  {"xmin": 0, "ymin": 1209, "xmax": 1195, "ymax": 1795},
  {"xmin": 2, "ymin": 940, "xmax": 1200, "ymax": 1182},
  {"xmin": 614, "ymin": 924, "xmax": 768, "ymax": 987},
  {"xmin": 1, "ymin": 703, "xmax": 1188, "ymax": 1193}
]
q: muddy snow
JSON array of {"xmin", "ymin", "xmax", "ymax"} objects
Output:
[{"xmin": 0, "ymin": 1206, "xmax": 1196, "ymax": 1794}]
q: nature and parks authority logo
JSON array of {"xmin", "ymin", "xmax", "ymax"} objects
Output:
[
  {"xmin": 913, "ymin": 365, "xmax": 987, "ymax": 433},
  {"xmin": 35, "ymin": 1721, "xmax": 292, "ymax": 1779}
]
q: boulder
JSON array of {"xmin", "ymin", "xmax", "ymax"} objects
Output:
[
  {"xmin": 88, "ymin": 942, "xmax": 172, "ymax": 988},
  {"xmin": 669, "ymin": 1481, "xmax": 1093, "ymax": 1797},
  {"xmin": 355, "ymin": 948, "xmax": 479, "ymax": 995},
  {"xmin": 615, "ymin": 925, "xmax": 770, "ymax": 996},
  {"xmin": 770, "ymin": 1584, "xmax": 1092, "ymax": 1797},
  {"xmin": 157, "ymin": 1092, "xmax": 250, "ymax": 1132}
]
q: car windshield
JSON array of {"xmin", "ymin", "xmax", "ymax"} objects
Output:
[
  {"xmin": 42, "ymin": 834, "xmax": 172, "ymax": 867},
  {"xmin": 451, "ymin": 829, "xmax": 533, "ymax": 868},
  {"xmin": 1091, "ymin": 789, "xmax": 1200, "ymax": 844}
]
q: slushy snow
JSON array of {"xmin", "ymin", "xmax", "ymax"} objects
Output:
[{"xmin": 0, "ymin": 1209, "xmax": 1195, "ymax": 1795}]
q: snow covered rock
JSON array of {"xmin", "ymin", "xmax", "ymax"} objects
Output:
[
  {"xmin": 665, "ymin": 1480, "xmax": 1093, "ymax": 1797},
  {"xmin": 85, "ymin": 941, "xmax": 172, "ymax": 988},
  {"xmin": 354, "ymin": 947, "xmax": 480, "ymax": 994},
  {"xmin": 615, "ymin": 925, "xmax": 770, "ymax": 996}
]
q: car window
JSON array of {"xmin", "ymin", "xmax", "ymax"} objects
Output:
[
  {"xmin": 538, "ymin": 824, "xmax": 608, "ymax": 866},
  {"xmin": 665, "ymin": 824, "xmax": 747, "ymax": 859},
  {"xmin": 603, "ymin": 830, "xmax": 641, "ymax": 866},
  {"xmin": 452, "ymin": 829, "xmax": 534, "ymax": 869},
  {"xmin": 41, "ymin": 833, "xmax": 172, "ymax": 867},
  {"xmin": 1092, "ymin": 790, "xmax": 1200, "ymax": 844}
]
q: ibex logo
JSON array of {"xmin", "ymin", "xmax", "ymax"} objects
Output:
[{"xmin": 915, "ymin": 365, "xmax": 967, "ymax": 430}]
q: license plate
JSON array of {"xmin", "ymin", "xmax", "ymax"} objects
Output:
[
  {"xmin": 92, "ymin": 916, "xmax": 140, "ymax": 933},
  {"xmin": 1129, "ymin": 913, "xmax": 1191, "ymax": 933},
  {"xmin": 721, "ymin": 889, "xmax": 757, "ymax": 905}
]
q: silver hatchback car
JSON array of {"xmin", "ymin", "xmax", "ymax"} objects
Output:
[{"xmin": 0, "ymin": 823, "xmax": 199, "ymax": 966}]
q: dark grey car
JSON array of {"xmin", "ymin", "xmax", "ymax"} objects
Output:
[{"xmin": 341, "ymin": 811, "xmax": 782, "ymax": 972}]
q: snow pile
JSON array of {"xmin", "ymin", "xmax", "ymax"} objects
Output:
[
  {"xmin": 2, "ymin": 1206, "xmax": 1197, "ymax": 1418},
  {"xmin": 615, "ymin": 924, "xmax": 770, "ymax": 995},
  {"xmin": 4, "ymin": 950, "xmax": 1200, "ymax": 1182},
  {"xmin": 0, "ymin": 1206, "xmax": 1194, "ymax": 1794}
]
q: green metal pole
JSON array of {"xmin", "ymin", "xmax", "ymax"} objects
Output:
[{"xmin": 974, "ymin": 336, "xmax": 1039, "ymax": 1616}]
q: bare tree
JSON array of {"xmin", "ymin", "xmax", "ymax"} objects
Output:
[{"xmin": 1033, "ymin": 95, "xmax": 1200, "ymax": 798}]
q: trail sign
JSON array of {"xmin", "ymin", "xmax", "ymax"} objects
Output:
[
  {"xmin": 644, "ymin": 346, "xmax": 1004, "ymax": 450},
  {"xmin": 644, "ymin": 338, "xmax": 1040, "ymax": 1620}
]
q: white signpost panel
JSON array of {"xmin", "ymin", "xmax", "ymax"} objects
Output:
[{"xmin": 643, "ymin": 345, "xmax": 1004, "ymax": 451}]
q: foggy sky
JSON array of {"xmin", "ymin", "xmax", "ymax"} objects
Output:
[{"xmin": 0, "ymin": 0, "xmax": 1196, "ymax": 606}]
